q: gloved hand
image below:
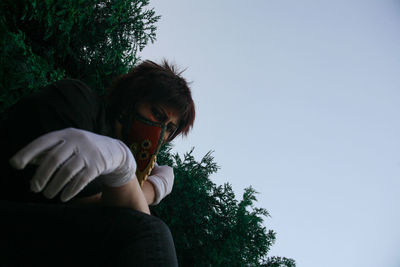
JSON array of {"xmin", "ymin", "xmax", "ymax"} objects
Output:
[
  {"xmin": 147, "ymin": 165, "xmax": 174, "ymax": 205},
  {"xmin": 9, "ymin": 128, "xmax": 136, "ymax": 202}
]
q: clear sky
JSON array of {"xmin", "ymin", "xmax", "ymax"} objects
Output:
[{"xmin": 139, "ymin": 1, "xmax": 400, "ymax": 266}]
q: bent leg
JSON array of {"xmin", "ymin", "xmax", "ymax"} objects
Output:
[{"xmin": 0, "ymin": 201, "xmax": 178, "ymax": 267}]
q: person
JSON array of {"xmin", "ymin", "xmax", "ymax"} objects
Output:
[{"xmin": 0, "ymin": 59, "xmax": 195, "ymax": 266}]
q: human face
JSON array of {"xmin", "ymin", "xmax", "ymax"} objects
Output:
[{"xmin": 136, "ymin": 102, "xmax": 180, "ymax": 142}]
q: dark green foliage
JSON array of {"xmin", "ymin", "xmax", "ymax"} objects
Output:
[
  {"xmin": 154, "ymin": 145, "xmax": 296, "ymax": 267},
  {"xmin": 0, "ymin": 0, "xmax": 160, "ymax": 112},
  {"xmin": 1, "ymin": 1, "xmax": 295, "ymax": 264},
  {"xmin": 264, "ymin": 256, "xmax": 297, "ymax": 267}
]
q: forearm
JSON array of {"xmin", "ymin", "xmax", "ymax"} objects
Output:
[
  {"xmin": 100, "ymin": 177, "xmax": 150, "ymax": 215},
  {"xmin": 70, "ymin": 193, "xmax": 102, "ymax": 205},
  {"xmin": 71, "ymin": 178, "xmax": 155, "ymax": 210},
  {"xmin": 142, "ymin": 180, "xmax": 156, "ymax": 205}
]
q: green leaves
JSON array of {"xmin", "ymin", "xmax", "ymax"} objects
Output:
[
  {"xmin": 0, "ymin": 24, "xmax": 64, "ymax": 112},
  {"xmin": 0, "ymin": 0, "xmax": 160, "ymax": 112},
  {"xmin": 264, "ymin": 256, "xmax": 296, "ymax": 267},
  {"xmin": 0, "ymin": 2, "xmax": 295, "ymax": 265},
  {"xmin": 152, "ymin": 145, "xmax": 295, "ymax": 266}
]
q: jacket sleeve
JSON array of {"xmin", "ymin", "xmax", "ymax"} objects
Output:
[{"xmin": 0, "ymin": 79, "xmax": 106, "ymax": 202}]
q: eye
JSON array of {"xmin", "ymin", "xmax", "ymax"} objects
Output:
[{"xmin": 151, "ymin": 106, "xmax": 166, "ymax": 122}]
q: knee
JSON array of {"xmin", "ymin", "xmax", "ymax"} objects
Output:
[
  {"xmin": 113, "ymin": 208, "xmax": 173, "ymax": 239},
  {"xmin": 105, "ymin": 209, "xmax": 178, "ymax": 266}
]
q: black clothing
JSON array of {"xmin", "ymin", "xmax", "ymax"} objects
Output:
[
  {"xmin": 0, "ymin": 79, "xmax": 178, "ymax": 266},
  {"xmin": 0, "ymin": 201, "xmax": 178, "ymax": 267},
  {"xmin": 0, "ymin": 79, "xmax": 110, "ymax": 202}
]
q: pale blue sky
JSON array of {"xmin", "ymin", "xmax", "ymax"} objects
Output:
[{"xmin": 140, "ymin": 1, "xmax": 400, "ymax": 266}]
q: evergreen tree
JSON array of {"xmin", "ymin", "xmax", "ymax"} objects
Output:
[
  {"xmin": 1, "ymin": 1, "xmax": 295, "ymax": 265},
  {"xmin": 264, "ymin": 256, "xmax": 296, "ymax": 267},
  {"xmin": 154, "ymin": 145, "xmax": 296, "ymax": 267},
  {"xmin": 0, "ymin": 0, "xmax": 159, "ymax": 112}
]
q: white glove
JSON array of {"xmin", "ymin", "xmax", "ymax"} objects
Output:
[
  {"xmin": 9, "ymin": 128, "xmax": 136, "ymax": 202},
  {"xmin": 147, "ymin": 165, "xmax": 174, "ymax": 205}
]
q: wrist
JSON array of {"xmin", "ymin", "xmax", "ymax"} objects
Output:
[
  {"xmin": 102, "ymin": 140, "xmax": 137, "ymax": 187},
  {"xmin": 142, "ymin": 180, "xmax": 156, "ymax": 205}
]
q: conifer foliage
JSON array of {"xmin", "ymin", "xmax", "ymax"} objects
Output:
[
  {"xmin": 0, "ymin": 0, "xmax": 159, "ymax": 112},
  {"xmin": 154, "ymin": 145, "xmax": 295, "ymax": 267},
  {"xmin": 0, "ymin": 1, "xmax": 295, "ymax": 265}
]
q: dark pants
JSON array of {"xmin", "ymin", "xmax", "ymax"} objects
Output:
[{"xmin": 0, "ymin": 201, "xmax": 178, "ymax": 267}]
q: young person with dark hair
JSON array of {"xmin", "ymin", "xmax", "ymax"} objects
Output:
[{"xmin": 0, "ymin": 60, "xmax": 195, "ymax": 266}]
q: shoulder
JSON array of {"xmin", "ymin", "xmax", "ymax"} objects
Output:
[
  {"xmin": 44, "ymin": 79, "xmax": 97, "ymax": 103},
  {"xmin": 2, "ymin": 79, "xmax": 109, "ymax": 150},
  {"xmin": 52, "ymin": 78, "xmax": 93, "ymax": 92},
  {"xmin": 12, "ymin": 79, "xmax": 97, "ymax": 109}
]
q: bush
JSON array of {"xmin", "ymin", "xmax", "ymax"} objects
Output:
[{"xmin": 0, "ymin": 0, "xmax": 160, "ymax": 112}]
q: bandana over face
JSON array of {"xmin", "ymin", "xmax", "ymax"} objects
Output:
[{"xmin": 126, "ymin": 114, "xmax": 166, "ymax": 186}]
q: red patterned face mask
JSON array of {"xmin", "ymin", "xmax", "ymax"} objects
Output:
[{"xmin": 126, "ymin": 114, "xmax": 166, "ymax": 186}]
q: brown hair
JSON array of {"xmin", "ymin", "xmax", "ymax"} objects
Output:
[{"xmin": 106, "ymin": 59, "xmax": 195, "ymax": 141}]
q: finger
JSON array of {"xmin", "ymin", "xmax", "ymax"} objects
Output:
[
  {"xmin": 30, "ymin": 152, "xmax": 50, "ymax": 165},
  {"xmin": 42, "ymin": 155, "xmax": 85, "ymax": 199},
  {"xmin": 30, "ymin": 142, "xmax": 73, "ymax": 193},
  {"xmin": 9, "ymin": 132, "xmax": 63, "ymax": 169},
  {"xmin": 60, "ymin": 169, "xmax": 96, "ymax": 202}
]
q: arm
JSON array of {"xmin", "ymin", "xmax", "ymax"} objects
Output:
[
  {"xmin": 146, "ymin": 165, "xmax": 175, "ymax": 205},
  {"xmin": 142, "ymin": 180, "xmax": 156, "ymax": 205},
  {"xmin": 9, "ymin": 128, "xmax": 137, "ymax": 203},
  {"xmin": 98, "ymin": 164, "xmax": 174, "ymax": 206},
  {"xmin": 10, "ymin": 127, "xmax": 166, "ymax": 210},
  {"xmin": 121, "ymin": 164, "xmax": 175, "ymax": 206},
  {"xmin": 72, "ymin": 179, "xmax": 156, "ymax": 208},
  {"xmin": 101, "ymin": 177, "xmax": 150, "ymax": 215}
]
